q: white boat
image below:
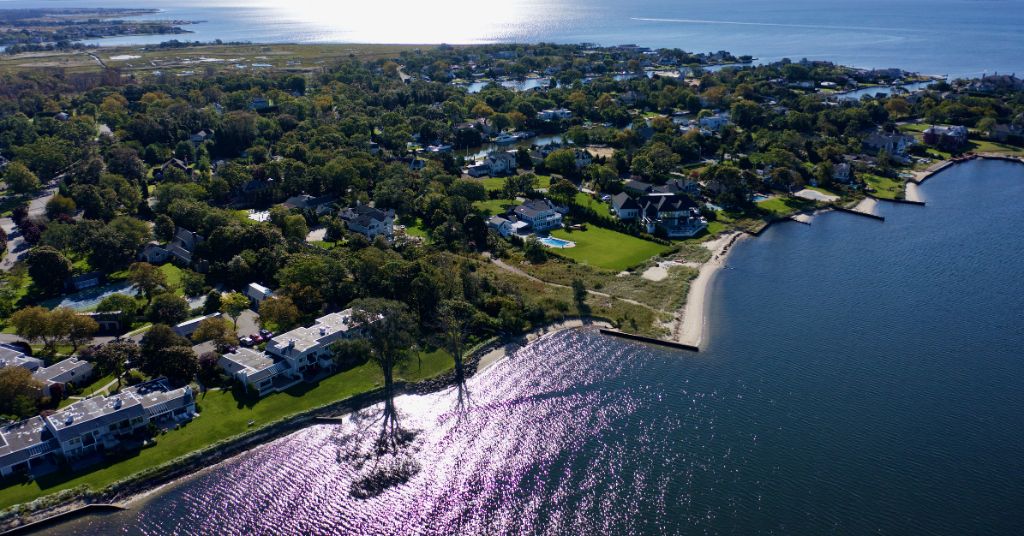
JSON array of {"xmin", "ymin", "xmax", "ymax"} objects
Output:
[{"xmin": 493, "ymin": 133, "xmax": 517, "ymax": 145}]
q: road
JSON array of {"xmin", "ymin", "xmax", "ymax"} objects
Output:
[{"xmin": 1, "ymin": 186, "xmax": 57, "ymax": 271}]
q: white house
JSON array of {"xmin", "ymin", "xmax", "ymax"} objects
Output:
[
  {"xmin": 339, "ymin": 205, "xmax": 395, "ymax": 239},
  {"xmin": 573, "ymin": 148, "xmax": 593, "ymax": 170},
  {"xmin": 610, "ymin": 193, "xmax": 640, "ymax": 220},
  {"xmin": 487, "ymin": 216, "xmax": 513, "ymax": 237},
  {"xmin": 513, "ymin": 199, "xmax": 564, "ymax": 233},
  {"xmin": 218, "ymin": 348, "xmax": 296, "ymax": 397},
  {"xmin": 537, "ymin": 108, "xmax": 573, "ymax": 121},
  {"xmin": 0, "ymin": 379, "xmax": 195, "ymax": 478},
  {"xmin": 699, "ymin": 112, "xmax": 731, "ymax": 131},
  {"xmin": 32, "ymin": 358, "xmax": 94, "ymax": 397},
  {"xmin": 0, "ymin": 344, "xmax": 43, "ymax": 372},
  {"xmin": 246, "ymin": 283, "xmax": 274, "ymax": 306},
  {"xmin": 173, "ymin": 312, "xmax": 223, "ymax": 338},
  {"xmin": 485, "ymin": 152, "xmax": 517, "ymax": 176},
  {"xmin": 265, "ymin": 309, "xmax": 365, "ymax": 376}
]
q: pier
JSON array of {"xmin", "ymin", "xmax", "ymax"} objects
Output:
[{"xmin": 599, "ymin": 329, "xmax": 699, "ymax": 352}]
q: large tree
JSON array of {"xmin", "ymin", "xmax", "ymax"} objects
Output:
[
  {"xmin": 219, "ymin": 292, "xmax": 250, "ymax": 328},
  {"xmin": 436, "ymin": 299, "xmax": 476, "ymax": 381},
  {"xmin": 3, "ymin": 162, "xmax": 41, "ymax": 194},
  {"xmin": 258, "ymin": 296, "xmax": 300, "ymax": 332},
  {"xmin": 94, "ymin": 340, "xmax": 140, "ymax": 390},
  {"xmin": 128, "ymin": 262, "xmax": 170, "ymax": 305},
  {"xmin": 26, "ymin": 246, "xmax": 72, "ymax": 295},
  {"xmin": 0, "ymin": 367, "xmax": 43, "ymax": 418}
]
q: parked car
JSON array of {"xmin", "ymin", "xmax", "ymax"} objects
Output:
[
  {"xmin": 259, "ymin": 329, "xmax": 272, "ymax": 338},
  {"xmin": 250, "ymin": 334, "xmax": 263, "ymax": 344},
  {"xmin": 239, "ymin": 336, "xmax": 253, "ymax": 347}
]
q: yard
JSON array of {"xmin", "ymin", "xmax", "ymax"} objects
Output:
[
  {"xmin": 573, "ymin": 192, "xmax": 612, "ymax": 218},
  {"xmin": 756, "ymin": 196, "xmax": 814, "ymax": 218},
  {"xmin": 862, "ymin": 173, "xmax": 905, "ymax": 199},
  {"xmin": 475, "ymin": 174, "xmax": 552, "ymax": 193},
  {"xmin": 550, "ymin": 226, "xmax": 671, "ymax": 271},
  {"xmin": 0, "ymin": 350, "xmax": 453, "ymax": 510},
  {"xmin": 473, "ymin": 198, "xmax": 518, "ymax": 216}
]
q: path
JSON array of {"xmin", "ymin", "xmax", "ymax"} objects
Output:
[
  {"xmin": 1, "ymin": 187, "xmax": 57, "ymax": 271},
  {"xmin": 488, "ymin": 256, "xmax": 658, "ymax": 313}
]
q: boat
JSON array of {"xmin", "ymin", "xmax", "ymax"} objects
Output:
[{"xmin": 493, "ymin": 133, "xmax": 517, "ymax": 145}]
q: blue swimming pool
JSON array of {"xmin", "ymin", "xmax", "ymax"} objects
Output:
[
  {"xmin": 538, "ymin": 236, "xmax": 575, "ymax": 249},
  {"xmin": 753, "ymin": 194, "xmax": 771, "ymax": 202}
]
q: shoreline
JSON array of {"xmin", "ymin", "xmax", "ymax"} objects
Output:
[{"xmin": 672, "ymin": 232, "xmax": 746, "ymax": 348}]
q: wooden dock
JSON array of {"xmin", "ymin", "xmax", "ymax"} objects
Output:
[{"xmin": 598, "ymin": 329, "xmax": 699, "ymax": 352}]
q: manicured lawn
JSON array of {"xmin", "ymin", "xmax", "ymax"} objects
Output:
[
  {"xmin": 0, "ymin": 349, "xmax": 453, "ymax": 510},
  {"xmin": 159, "ymin": 263, "xmax": 183, "ymax": 293},
  {"xmin": 573, "ymin": 192, "xmax": 611, "ymax": 217},
  {"xmin": 757, "ymin": 196, "xmax": 810, "ymax": 217},
  {"xmin": 806, "ymin": 185, "xmax": 841, "ymax": 198},
  {"xmin": 550, "ymin": 226, "xmax": 671, "ymax": 271},
  {"xmin": 967, "ymin": 139, "xmax": 1024, "ymax": 156},
  {"xmin": 473, "ymin": 198, "xmax": 517, "ymax": 216},
  {"xmin": 862, "ymin": 173, "xmax": 904, "ymax": 200},
  {"xmin": 475, "ymin": 174, "xmax": 552, "ymax": 192}
]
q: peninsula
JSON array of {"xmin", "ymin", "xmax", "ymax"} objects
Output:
[{"xmin": 0, "ymin": 41, "xmax": 1021, "ymax": 530}]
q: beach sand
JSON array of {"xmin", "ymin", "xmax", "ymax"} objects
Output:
[
  {"xmin": 672, "ymin": 232, "xmax": 745, "ymax": 348},
  {"xmin": 853, "ymin": 197, "xmax": 878, "ymax": 215},
  {"xmin": 905, "ymin": 182, "xmax": 923, "ymax": 202}
]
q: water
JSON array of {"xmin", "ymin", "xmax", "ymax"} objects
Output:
[
  {"xmin": 2, "ymin": 0, "xmax": 1022, "ymax": 76},
  {"xmin": 47, "ymin": 159, "xmax": 1024, "ymax": 534}
]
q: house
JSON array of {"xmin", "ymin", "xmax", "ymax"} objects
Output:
[
  {"xmin": 657, "ymin": 176, "xmax": 701, "ymax": 196},
  {"xmin": 218, "ymin": 348, "xmax": 296, "ymax": 397},
  {"xmin": 512, "ymin": 199, "xmax": 564, "ymax": 233},
  {"xmin": 638, "ymin": 193, "xmax": 707, "ymax": 238},
  {"xmin": 158, "ymin": 158, "xmax": 191, "ymax": 179},
  {"xmin": 699, "ymin": 112, "xmax": 731, "ymax": 131},
  {"xmin": 991, "ymin": 124, "xmax": 1023, "ymax": 143},
  {"xmin": 32, "ymin": 358, "xmax": 94, "ymax": 397},
  {"xmin": 610, "ymin": 193, "xmax": 640, "ymax": 220},
  {"xmin": 487, "ymin": 216, "xmax": 513, "ymax": 237},
  {"xmin": 537, "ymin": 108, "xmax": 573, "ymax": 121},
  {"xmin": 923, "ymin": 125, "xmax": 969, "ymax": 150},
  {"xmin": 265, "ymin": 309, "xmax": 366, "ymax": 376},
  {"xmin": 65, "ymin": 272, "xmax": 102, "ymax": 292},
  {"xmin": 282, "ymin": 194, "xmax": 335, "ymax": 215},
  {"xmin": 485, "ymin": 152, "xmax": 517, "ymax": 176},
  {"xmin": 249, "ymin": 97, "xmax": 271, "ymax": 111},
  {"xmin": 0, "ymin": 379, "xmax": 195, "ymax": 478},
  {"xmin": 166, "ymin": 227, "xmax": 204, "ymax": 266},
  {"xmin": 863, "ymin": 130, "xmax": 916, "ymax": 156},
  {"xmin": 78, "ymin": 311, "xmax": 125, "ymax": 334},
  {"xmin": 173, "ymin": 312, "xmax": 223, "ymax": 339},
  {"xmin": 190, "ymin": 129, "xmax": 214, "ymax": 145},
  {"xmin": 573, "ymin": 148, "xmax": 593, "ymax": 169},
  {"xmin": 0, "ymin": 344, "xmax": 43, "ymax": 372},
  {"xmin": 339, "ymin": 205, "xmax": 395, "ymax": 239},
  {"xmin": 623, "ymin": 179, "xmax": 654, "ymax": 195},
  {"xmin": 246, "ymin": 283, "xmax": 274, "ymax": 306},
  {"xmin": 467, "ymin": 162, "xmax": 491, "ymax": 177},
  {"xmin": 832, "ymin": 162, "xmax": 852, "ymax": 183},
  {"xmin": 138, "ymin": 241, "xmax": 171, "ymax": 264}
]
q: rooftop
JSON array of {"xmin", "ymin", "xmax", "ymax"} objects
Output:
[
  {"xmin": 32, "ymin": 357, "xmax": 91, "ymax": 383},
  {"xmin": 266, "ymin": 309, "xmax": 359, "ymax": 355}
]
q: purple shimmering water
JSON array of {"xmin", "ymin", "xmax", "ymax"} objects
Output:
[{"xmin": 48, "ymin": 160, "xmax": 1024, "ymax": 534}]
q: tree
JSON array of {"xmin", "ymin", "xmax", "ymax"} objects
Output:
[
  {"xmin": 150, "ymin": 345, "xmax": 198, "ymax": 384},
  {"xmin": 203, "ymin": 289, "xmax": 222, "ymax": 315},
  {"xmin": 147, "ymin": 293, "xmax": 190, "ymax": 325},
  {"xmin": 3, "ymin": 162, "xmax": 40, "ymax": 195},
  {"xmin": 180, "ymin": 270, "xmax": 206, "ymax": 298},
  {"xmin": 154, "ymin": 214, "xmax": 176, "ymax": 242},
  {"xmin": 45, "ymin": 195, "xmax": 77, "ymax": 220},
  {"xmin": 258, "ymin": 296, "xmax": 300, "ymax": 332},
  {"xmin": 128, "ymin": 262, "xmax": 169, "ymax": 305},
  {"xmin": 543, "ymin": 148, "xmax": 578, "ymax": 177},
  {"xmin": 282, "ymin": 214, "xmax": 309, "ymax": 242},
  {"xmin": 67, "ymin": 314, "xmax": 99, "ymax": 353},
  {"xmin": 436, "ymin": 299, "xmax": 475, "ymax": 381},
  {"xmin": 0, "ymin": 367, "xmax": 42, "ymax": 418},
  {"xmin": 192, "ymin": 317, "xmax": 239, "ymax": 350},
  {"xmin": 94, "ymin": 340, "xmax": 140, "ymax": 390},
  {"xmin": 571, "ymin": 278, "xmax": 589, "ymax": 317},
  {"xmin": 523, "ymin": 237, "xmax": 548, "ymax": 263},
  {"xmin": 548, "ymin": 178, "xmax": 578, "ymax": 205},
  {"xmin": 350, "ymin": 298, "xmax": 415, "ymax": 450},
  {"xmin": 140, "ymin": 324, "xmax": 189, "ymax": 358},
  {"xmin": 26, "ymin": 246, "xmax": 72, "ymax": 295},
  {"xmin": 10, "ymin": 306, "xmax": 76, "ymax": 357},
  {"xmin": 96, "ymin": 293, "xmax": 140, "ymax": 324},
  {"xmin": 220, "ymin": 292, "xmax": 250, "ymax": 328}
]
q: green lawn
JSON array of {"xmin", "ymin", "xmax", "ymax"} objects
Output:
[
  {"xmin": 572, "ymin": 192, "xmax": 611, "ymax": 217},
  {"xmin": 862, "ymin": 173, "xmax": 904, "ymax": 200},
  {"xmin": 967, "ymin": 139, "xmax": 1024, "ymax": 156},
  {"xmin": 550, "ymin": 226, "xmax": 671, "ymax": 271},
  {"xmin": 756, "ymin": 196, "xmax": 811, "ymax": 217},
  {"xmin": 159, "ymin": 263, "xmax": 183, "ymax": 293},
  {"xmin": 474, "ymin": 174, "xmax": 552, "ymax": 192},
  {"xmin": 0, "ymin": 350, "xmax": 452, "ymax": 510},
  {"xmin": 473, "ymin": 199, "xmax": 517, "ymax": 216}
]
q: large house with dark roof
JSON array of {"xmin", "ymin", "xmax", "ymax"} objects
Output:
[
  {"xmin": 637, "ymin": 193, "xmax": 707, "ymax": 238},
  {"xmin": 512, "ymin": 199, "xmax": 565, "ymax": 233},
  {"xmin": 339, "ymin": 205, "xmax": 395, "ymax": 239}
]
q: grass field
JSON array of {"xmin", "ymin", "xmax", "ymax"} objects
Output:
[
  {"xmin": 862, "ymin": 174, "xmax": 905, "ymax": 199},
  {"xmin": 756, "ymin": 196, "xmax": 812, "ymax": 218},
  {"xmin": 474, "ymin": 174, "xmax": 552, "ymax": 193},
  {"xmin": 0, "ymin": 350, "xmax": 452, "ymax": 510},
  {"xmin": 473, "ymin": 198, "xmax": 517, "ymax": 216},
  {"xmin": 550, "ymin": 226, "xmax": 671, "ymax": 271},
  {"xmin": 573, "ymin": 192, "xmax": 612, "ymax": 217}
]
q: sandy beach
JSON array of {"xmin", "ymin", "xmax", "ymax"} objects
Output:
[
  {"xmin": 905, "ymin": 182, "xmax": 923, "ymax": 202},
  {"xmin": 672, "ymin": 232, "xmax": 745, "ymax": 348},
  {"xmin": 852, "ymin": 197, "xmax": 878, "ymax": 215}
]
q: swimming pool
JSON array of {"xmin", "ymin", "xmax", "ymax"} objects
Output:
[
  {"xmin": 538, "ymin": 236, "xmax": 576, "ymax": 249},
  {"xmin": 753, "ymin": 194, "xmax": 771, "ymax": 202}
]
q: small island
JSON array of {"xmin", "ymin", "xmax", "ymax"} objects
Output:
[
  {"xmin": 0, "ymin": 8, "xmax": 194, "ymax": 54},
  {"xmin": 0, "ymin": 41, "xmax": 1020, "ymax": 530}
]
